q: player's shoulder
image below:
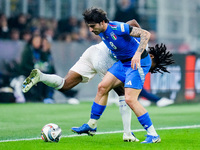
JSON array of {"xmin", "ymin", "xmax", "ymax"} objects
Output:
[
  {"xmin": 109, "ymin": 21, "xmax": 129, "ymax": 34},
  {"xmin": 83, "ymin": 42, "xmax": 108, "ymax": 55},
  {"xmin": 95, "ymin": 42, "xmax": 108, "ymax": 50}
]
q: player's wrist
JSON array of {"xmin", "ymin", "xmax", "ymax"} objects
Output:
[{"xmin": 135, "ymin": 51, "xmax": 142, "ymax": 56}]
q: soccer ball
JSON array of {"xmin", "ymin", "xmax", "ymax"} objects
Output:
[{"xmin": 41, "ymin": 123, "xmax": 62, "ymax": 142}]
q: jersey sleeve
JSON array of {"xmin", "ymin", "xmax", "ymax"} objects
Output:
[{"xmin": 118, "ymin": 23, "xmax": 130, "ymax": 35}]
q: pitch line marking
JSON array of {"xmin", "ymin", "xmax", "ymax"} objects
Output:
[{"xmin": 0, "ymin": 124, "xmax": 200, "ymax": 143}]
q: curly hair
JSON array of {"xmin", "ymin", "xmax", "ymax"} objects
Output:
[
  {"xmin": 149, "ymin": 43, "xmax": 175, "ymax": 74},
  {"xmin": 82, "ymin": 7, "xmax": 109, "ymax": 24}
]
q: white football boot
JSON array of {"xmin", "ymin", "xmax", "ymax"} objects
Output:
[
  {"xmin": 156, "ymin": 97, "xmax": 174, "ymax": 107},
  {"xmin": 123, "ymin": 132, "xmax": 139, "ymax": 142},
  {"xmin": 22, "ymin": 69, "xmax": 41, "ymax": 93}
]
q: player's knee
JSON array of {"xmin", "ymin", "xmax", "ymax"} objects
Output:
[
  {"xmin": 97, "ymin": 83, "xmax": 109, "ymax": 95},
  {"xmin": 125, "ymin": 96, "xmax": 137, "ymax": 105}
]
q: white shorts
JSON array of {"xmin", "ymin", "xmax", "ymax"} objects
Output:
[{"xmin": 70, "ymin": 42, "xmax": 117, "ymax": 83}]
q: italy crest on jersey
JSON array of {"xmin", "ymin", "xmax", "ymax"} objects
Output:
[{"xmin": 110, "ymin": 32, "xmax": 117, "ymax": 40}]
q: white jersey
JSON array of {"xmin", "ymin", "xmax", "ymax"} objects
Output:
[{"xmin": 70, "ymin": 42, "xmax": 117, "ymax": 83}]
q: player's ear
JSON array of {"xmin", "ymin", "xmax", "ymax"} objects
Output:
[{"xmin": 100, "ymin": 22, "xmax": 103, "ymax": 27}]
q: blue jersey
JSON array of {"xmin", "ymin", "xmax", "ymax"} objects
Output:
[{"xmin": 99, "ymin": 21, "xmax": 140, "ymax": 60}]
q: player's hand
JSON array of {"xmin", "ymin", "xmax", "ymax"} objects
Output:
[{"xmin": 131, "ymin": 52, "xmax": 141, "ymax": 70}]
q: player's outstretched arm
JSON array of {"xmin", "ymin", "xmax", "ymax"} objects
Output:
[{"xmin": 129, "ymin": 27, "xmax": 151, "ymax": 70}]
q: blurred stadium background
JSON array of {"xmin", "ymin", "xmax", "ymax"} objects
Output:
[{"xmin": 0, "ymin": 0, "xmax": 200, "ymax": 103}]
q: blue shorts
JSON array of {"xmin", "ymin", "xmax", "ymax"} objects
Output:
[{"xmin": 108, "ymin": 55, "xmax": 151, "ymax": 89}]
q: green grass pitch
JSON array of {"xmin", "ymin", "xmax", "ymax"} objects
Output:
[{"xmin": 0, "ymin": 102, "xmax": 200, "ymax": 150}]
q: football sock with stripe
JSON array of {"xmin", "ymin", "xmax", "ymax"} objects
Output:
[
  {"xmin": 138, "ymin": 112, "xmax": 158, "ymax": 136},
  {"xmin": 88, "ymin": 102, "xmax": 106, "ymax": 129}
]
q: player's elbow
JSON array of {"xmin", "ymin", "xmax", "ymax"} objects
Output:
[
  {"xmin": 144, "ymin": 30, "xmax": 151, "ymax": 40},
  {"xmin": 128, "ymin": 19, "xmax": 137, "ymax": 24}
]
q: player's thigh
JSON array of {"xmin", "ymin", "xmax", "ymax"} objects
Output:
[
  {"xmin": 70, "ymin": 53, "xmax": 97, "ymax": 83},
  {"xmin": 99, "ymin": 71, "xmax": 122, "ymax": 92}
]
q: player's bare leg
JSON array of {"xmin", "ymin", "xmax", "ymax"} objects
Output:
[
  {"xmin": 125, "ymin": 88, "xmax": 146, "ymax": 117},
  {"xmin": 125, "ymin": 88, "xmax": 161, "ymax": 143},
  {"xmin": 94, "ymin": 72, "xmax": 122, "ymax": 104}
]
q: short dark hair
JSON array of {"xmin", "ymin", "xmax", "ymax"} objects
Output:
[
  {"xmin": 82, "ymin": 7, "xmax": 109, "ymax": 24},
  {"xmin": 149, "ymin": 43, "xmax": 175, "ymax": 74}
]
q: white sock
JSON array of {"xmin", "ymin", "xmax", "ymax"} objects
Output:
[
  {"xmin": 147, "ymin": 125, "xmax": 158, "ymax": 136},
  {"xmin": 40, "ymin": 73, "xmax": 65, "ymax": 90},
  {"xmin": 119, "ymin": 96, "xmax": 132, "ymax": 134},
  {"xmin": 87, "ymin": 119, "xmax": 98, "ymax": 129}
]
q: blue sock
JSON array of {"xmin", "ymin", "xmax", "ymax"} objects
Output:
[
  {"xmin": 138, "ymin": 112, "xmax": 153, "ymax": 130},
  {"xmin": 90, "ymin": 102, "xmax": 106, "ymax": 119},
  {"xmin": 139, "ymin": 88, "xmax": 160, "ymax": 102}
]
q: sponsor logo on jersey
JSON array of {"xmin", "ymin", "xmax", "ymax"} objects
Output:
[
  {"xmin": 121, "ymin": 24, "xmax": 125, "ymax": 32},
  {"xmin": 126, "ymin": 81, "xmax": 132, "ymax": 85},
  {"xmin": 110, "ymin": 32, "xmax": 117, "ymax": 40},
  {"xmin": 109, "ymin": 42, "xmax": 117, "ymax": 50},
  {"xmin": 102, "ymin": 37, "xmax": 105, "ymax": 40},
  {"xmin": 110, "ymin": 24, "xmax": 117, "ymax": 30}
]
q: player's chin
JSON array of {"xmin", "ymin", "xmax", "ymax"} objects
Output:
[{"xmin": 93, "ymin": 31, "xmax": 100, "ymax": 35}]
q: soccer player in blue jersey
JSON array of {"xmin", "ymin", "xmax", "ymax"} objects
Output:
[
  {"xmin": 72, "ymin": 7, "xmax": 167, "ymax": 143},
  {"xmin": 22, "ymin": 18, "xmax": 174, "ymax": 142},
  {"xmin": 21, "ymin": 8, "xmax": 174, "ymax": 142}
]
